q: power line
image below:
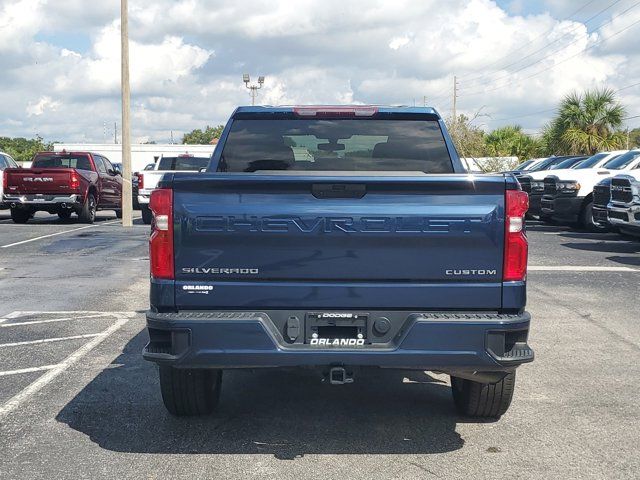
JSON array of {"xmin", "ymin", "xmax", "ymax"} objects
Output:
[
  {"xmin": 462, "ymin": 0, "xmax": 640, "ymax": 93},
  {"xmin": 462, "ymin": 15, "xmax": 640, "ymax": 98},
  {"xmin": 490, "ymin": 81, "xmax": 640, "ymax": 123},
  {"xmin": 461, "ymin": 0, "xmax": 620, "ymax": 86}
]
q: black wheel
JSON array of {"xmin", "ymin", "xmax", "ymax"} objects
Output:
[
  {"xmin": 78, "ymin": 193, "xmax": 97, "ymax": 224},
  {"xmin": 115, "ymin": 209, "xmax": 123, "ymax": 219},
  {"xmin": 451, "ymin": 372, "xmax": 516, "ymax": 418},
  {"xmin": 141, "ymin": 205, "xmax": 152, "ymax": 224},
  {"xmin": 58, "ymin": 210, "xmax": 72, "ymax": 220},
  {"xmin": 580, "ymin": 200, "xmax": 607, "ymax": 232},
  {"xmin": 159, "ymin": 367, "xmax": 222, "ymax": 416},
  {"xmin": 10, "ymin": 208, "xmax": 31, "ymax": 224}
]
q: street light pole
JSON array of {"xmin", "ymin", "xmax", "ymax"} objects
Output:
[
  {"xmin": 243, "ymin": 74, "xmax": 265, "ymax": 105},
  {"xmin": 120, "ymin": 0, "xmax": 133, "ymax": 227}
]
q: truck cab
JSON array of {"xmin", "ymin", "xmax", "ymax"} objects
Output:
[{"xmin": 142, "ymin": 106, "xmax": 533, "ymax": 419}]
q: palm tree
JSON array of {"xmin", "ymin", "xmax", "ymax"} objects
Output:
[{"xmin": 556, "ymin": 88, "xmax": 626, "ymax": 155}]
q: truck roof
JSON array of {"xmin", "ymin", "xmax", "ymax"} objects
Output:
[{"xmin": 232, "ymin": 105, "xmax": 440, "ymax": 117}]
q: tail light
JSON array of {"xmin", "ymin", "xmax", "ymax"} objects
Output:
[
  {"xmin": 137, "ymin": 173, "xmax": 144, "ymax": 189},
  {"xmin": 70, "ymin": 171, "xmax": 80, "ymax": 190},
  {"xmin": 149, "ymin": 188, "xmax": 174, "ymax": 279},
  {"xmin": 503, "ymin": 190, "xmax": 529, "ymax": 282}
]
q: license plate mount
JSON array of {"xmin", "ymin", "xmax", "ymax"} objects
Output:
[{"xmin": 305, "ymin": 312, "xmax": 368, "ymax": 345}]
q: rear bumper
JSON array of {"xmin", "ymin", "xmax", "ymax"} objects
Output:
[
  {"xmin": 541, "ymin": 195, "xmax": 583, "ymax": 220},
  {"xmin": 143, "ymin": 310, "xmax": 533, "ymax": 372},
  {"xmin": 3, "ymin": 194, "xmax": 81, "ymax": 207}
]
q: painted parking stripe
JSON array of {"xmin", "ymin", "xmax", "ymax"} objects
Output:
[
  {"xmin": 0, "ymin": 221, "xmax": 121, "ymax": 248},
  {"xmin": 0, "ymin": 313, "xmax": 108, "ymax": 328},
  {"xmin": 0, "ymin": 333, "xmax": 101, "ymax": 348},
  {"xmin": 0, "ymin": 365, "xmax": 59, "ymax": 377},
  {"xmin": 529, "ymin": 266, "xmax": 638, "ymax": 272},
  {"xmin": 0, "ymin": 217, "xmax": 141, "ymax": 248},
  {"xmin": 0, "ymin": 316, "xmax": 130, "ymax": 418}
]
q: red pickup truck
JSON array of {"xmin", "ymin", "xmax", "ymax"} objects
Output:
[{"xmin": 2, "ymin": 151, "xmax": 123, "ymax": 224}]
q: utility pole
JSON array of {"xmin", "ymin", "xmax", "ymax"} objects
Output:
[
  {"xmin": 103, "ymin": 121, "xmax": 107, "ymax": 143},
  {"xmin": 120, "ymin": 0, "xmax": 133, "ymax": 227},
  {"xmin": 452, "ymin": 75, "xmax": 458, "ymax": 123},
  {"xmin": 114, "ymin": 122, "xmax": 117, "ymax": 144},
  {"xmin": 243, "ymin": 74, "xmax": 265, "ymax": 105}
]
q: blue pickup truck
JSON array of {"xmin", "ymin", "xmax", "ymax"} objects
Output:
[{"xmin": 143, "ymin": 106, "xmax": 533, "ymax": 419}]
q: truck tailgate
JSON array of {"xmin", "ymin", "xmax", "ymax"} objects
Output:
[
  {"xmin": 171, "ymin": 173, "xmax": 507, "ymax": 310},
  {"xmin": 5, "ymin": 168, "xmax": 75, "ymax": 195}
]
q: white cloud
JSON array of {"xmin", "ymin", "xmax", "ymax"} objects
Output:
[
  {"xmin": 26, "ymin": 96, "xmax": 61, "ymax": 116},
  {"xmin": 389, "ymin": 35, "xmax": 411, "ymax": 50},
  {"xmin": 0, "ymin": 0, "xmax": 638, "ymax": 143}
]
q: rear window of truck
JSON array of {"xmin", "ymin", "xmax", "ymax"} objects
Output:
[
  {"xmin": 218, "ymin": 119, "xmax": 453, "ymax": 173},
  {"xmin": 32, "ymin": 154, "xmax": 92, "ymax": 171},
  {"xmin": 157, "ymin": 156, "xmax": 210, "ymax": 171}
]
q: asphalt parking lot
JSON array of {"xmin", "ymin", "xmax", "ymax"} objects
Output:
[{"xmin": 0, "ymin": 211, "xmax": 639, "ymax": 479}]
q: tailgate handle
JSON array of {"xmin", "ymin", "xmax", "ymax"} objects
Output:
[{"xmin": 312, "ymin": 183, "xmax": 366, "ymax": 199}]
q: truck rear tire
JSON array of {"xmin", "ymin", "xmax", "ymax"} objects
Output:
[
  {"xmin": 450, "ymin": 372, "xmax": 515, "ymax": 418},
  {"xmin": 78, "ymin": 193, "xmax": 96, "ymax": 224},
  {"xmin": 159, "ymin": 367, "xmax": 222, "ymax": 416},
  {"xmin": 10, "ymin": 208, "xmax": 31, "ymax": 224},
  {"xmin": 141, "ymin": 205, "xmax": 152, "ymax": 224}
]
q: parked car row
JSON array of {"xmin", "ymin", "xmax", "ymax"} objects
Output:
[
  {"xmin": 515, "ymin": 150, "xmax": 640, "ymax": 235},
  {"xmin": 0, "ymin": 150, "xmax": 211, "ymax": 224}
]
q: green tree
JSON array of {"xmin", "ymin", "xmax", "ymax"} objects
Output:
[
  {"xmin": 545, "ymin": 88, "xmax": 626, "ymax": 155},
  {"xmin": 0, "ymin": 136, "xmax": 54, "ymax": 163},
  {"xmin": 484, "ymin": 125, "xmax": 542, "ymax": 159},
  {"xmin": 182, "ymin": 125, "xmax": 225, "ymax": 144},
  {"xmin": 445, "ymin": 114, "xmax": 486, "ymax": 159},
  {"xmin": 627, "ymin": 127, "xmax": 640, "ymax": 149}
]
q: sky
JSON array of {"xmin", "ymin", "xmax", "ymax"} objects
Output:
[{"xmin": 0, "ymin": 0, "xmax": 639, "ymax": 144}]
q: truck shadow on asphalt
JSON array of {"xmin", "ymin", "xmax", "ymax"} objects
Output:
[{"xmin": 56, "ymin": 330, "xmax": 469, "ymax": 459}]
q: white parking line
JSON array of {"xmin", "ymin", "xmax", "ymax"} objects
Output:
[
  {"xmin": 0, "ymin": 315, "xmax": 130, "ymax": 418},
  {"xmin": 529, "ymin": 266, "xmax": 638, "ymax": 272},
  {"xmin": 0, "ymin": 313, "xmax": 109, "ymax": 327},
  {"xmin": 0, "ymin": 365, "xmax": 59, "ymax": 377},
  {"xmin": 0, "ymin": 333, "xmax": 101, "ymax": 348},
  {"xmin": 0, "ymin": 217, "xmax": 141, "ymax": 249}
]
